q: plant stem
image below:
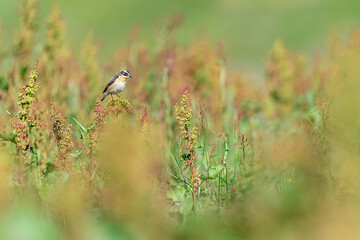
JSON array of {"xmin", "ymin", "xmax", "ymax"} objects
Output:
[
  {"xmin": 178, "ymin": 138, "xmax": 182, "ymax": 177},
  {"xmin": 218, "ymin": 172, "xmax": 221, "ymax": 207},
  {"xmin": 193, "ymin": 188, "xmax": 197, "ymax": 214},
  {"xmin": 190, "ymin": 151, "xmax": 196, "ymax": 214}
]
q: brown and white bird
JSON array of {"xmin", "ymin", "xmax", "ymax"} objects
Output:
[{"xmin": 101, "ymin": 70, "xmax": 132, "ymax": 101}]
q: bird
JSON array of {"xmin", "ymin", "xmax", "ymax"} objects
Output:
[{"xmin": 101, "ymin": 70, "xmax": 132, "ymax": 101}]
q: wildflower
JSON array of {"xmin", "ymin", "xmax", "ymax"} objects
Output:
[
  {"xmin": 234, "ymin": 130, "xmax": 251, "ymax": 164},
  {"xmin": 107, "ymin": 97, "xmax": 132, "ymax": 117},
  {"xmin": 11, "ymin": 61, "xmax": 41, "ymax": 157},
  {"xmin": 175, "ymin": 90, "xmax": 200, "ymax": 213},
  {"xmin": 189, "ymin": 125, "xmax": 198, "ymax": 153},
  {"xmin": 181, "ymin": 163, "xmax": 188, "ymax": 172},
  {"xmin": 17, "ymin": 61, "xmax": 41, "ymax": 121},
  {"xmin": 266, "ymin": 40, "xmax": 306, "ymax": 117},
  {"xmin": 94, "ymin": 97, "xmax": 107, "ymax": 129},
  {"xmin": 192, "ymin": 169, "xmax": 200, "ymax": 193},
  {"xmin": 175, "ymin": 90, "xmax": 191, "ymax": 139},
  {"xmin": 11, "ymin": 120, "xmax": 29, "ymax": 156},
  {"xmin": 13, "ymin": 0, "xmax": 38, "ymax": 66},
  {"xmin": 50, "ymin": 102, "xmax": 74, "ymax": 172},
  {"xmin": 141, "ymin": 105, "xmax": 149, "ymax": 127},
  {"xmin": 94, "ymin": 97, "xmax": 132, "ymax": 130},
  {"xmin": 43, "ymin": 5, "xmax": 67, "ymax": 63},
  {"xmin": 89, "ymin": 97, "xmax": 132, "ymax": 155},
  {"xmin": 82, "ymin": 33, "xmax": 101, "ymax": 97}
]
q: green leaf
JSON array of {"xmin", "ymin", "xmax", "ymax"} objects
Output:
[
  {"xmin": 42, "ymin": 162, "xmax": 56, "ymax": 177},
  {"xmin": 167, "ymin": 185, "xmax": 186, "ymax": 203},
  {"xmin": 72, "ymin": 117, "xmax": 88, "ymax": 147},
  {"xmin": 0, "ymin": 76, "xmax": 9, "ymax": 91},
  {"xmin": 29, "ymin": 147, "xmax": 37, "ymax": 165},
  {"xmin": 0, "ymin": 131, "xmax": 17, "ymax": 143},
  {"xmin": 70, "ymin": 150, "xmax": 83, "ymax": 158},
  {"xmin": 20, "ymin": 66, "xmax": 28, "ymax": 79},
  {"xmin": 40, "ymin": 171, "xmax": 70, "ymax": 202},
  {"xmin": 5, "ymin": 110, "xmax": 17, "ymax": 117},
  {"xmin": 203, "ymin": 165, "xmax": 226, "ymax": 180},
  {"xmin": 72, "ymin": 117, "xmax": 86, "ymax": 133},
  {"xmin": 86, "ymin": 123, "xmax": 96, "ymax": 133},
  {"xmin": 163, "ymin": 142, "xmax": 182, "ymax": 173},
  {"xmin": 167, "ymin": 184, "xmax": 193, "ymax": 216},
  {"xmin": 181, "ymin": 153, "xmax": 190, "ymax": 161}
]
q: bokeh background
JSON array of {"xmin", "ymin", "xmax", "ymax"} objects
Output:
[
  {"xmin": 1, "ymin": 0, "xmax": 360, "ymax": 73},
  {"xmin": 1, "ymin": 0, "xmax": 360, "ymax": 239}
]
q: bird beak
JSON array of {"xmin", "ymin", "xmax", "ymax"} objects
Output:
[{"xmin": 129, "ymin": 75, "xmax": 133, "ymax": 78}]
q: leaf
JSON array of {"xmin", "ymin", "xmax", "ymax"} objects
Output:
[
  {"xmin": 43, "ymin": 171, "xmax": 69, "ymax": 185},
  {"xmin": 20, "ymin": 66, "xmax": 28, "ymax": 79},
  {"xmin": 86, "ymin": 124, "xmax": 96, "ymax": 133},
  {"xmin": 72, "ymin": 117, "xmax": 86, "ymax": 133},
  {"xmin": 0, "ymin": 131, "xmax": 17, "ymax": 143},
  {"xmin": 42, "ymin": 162, "xmax": 56, "ymax": 177},
  {"xmin": 29, "ymin": 147, "xmax": 37, "ymax": 165},
  {"xmin": 5, "ymin": 110, "xmax": 17, "ymax": 117},
  {"xmin": 167, "ymin": 185, "xmax": 186, "ymax": 203},
  {"xmin": 72, "ymin": 117, "xmax": 88, "ymax": 147},
  {"xmin": 163, "ymin": 142, "xmax": 182, "ymax": 173},
  {"xmin": 40, "ymin": 171, "xmax": 70, "ymax": 202},
  {"xmin": 203, "ymin": 165, "xmax": 226, "ymax": 180},
  {"xmin": 70, "ymin": 150, "xmax": 83, "ymax": 158},
  {"xmin": 167, "ymin": 185, "xmax": 193, "ymax": 216},
  {"xmin": 181, "ymin": 153, "xmax": 190, "ymax": 161},
  {"xmin": 0, "ymin": 76, "xmax": 9, "ymax": 91}
]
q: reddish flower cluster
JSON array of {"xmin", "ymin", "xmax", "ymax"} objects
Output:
[
  {"xmin": 209, "ymin": 140, "xmax": 217, "ymax": 164},
  {"xmin": 50, "ymin": 102, "xmax": 74, "ymax": 172},
  {"xmin": 94, "ymin": 98, "xmax": 107, "ymax": 130},
  {"xmin": 192, "ymin": 168, "xmax": 200, "ymax": 193},
  {"xmin": 94, "ymin": 97, "xmax": 132, "ymax": 130},
  {"xmin": 234, "ymin": 130, "xmax": 251, "ymax": 163},
  {"xmin": 141, "ymin": 105, "xmax": 149, "ymax": 127},
  {"xmin": 11, "ymin": 120, "xmax": 30, "ymax": 156},
  {"xmin": 89, "ymin": 97, "xmax": 133, "ymax": 155},
  {"xmin": 106, "ymin": 97, "xmax": 132, "ymax": 117}
]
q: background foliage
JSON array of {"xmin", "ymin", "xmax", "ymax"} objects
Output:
[{"xmin": 0, "ymin": 0, "xmax": 360, "ymax": 239}]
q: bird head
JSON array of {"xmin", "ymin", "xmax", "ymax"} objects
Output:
[{"xmin": 120, "ymin": 70, "xmax": 132, "ymax": 79}]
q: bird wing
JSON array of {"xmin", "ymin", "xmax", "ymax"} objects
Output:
[{"xmin": 103, "ymin": 74, "xmax": 119, "ymax": 93}]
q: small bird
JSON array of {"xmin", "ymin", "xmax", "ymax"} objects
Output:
[{"xmin": 101, "ymin": 70, "xmax": 132, "ymax": 101}]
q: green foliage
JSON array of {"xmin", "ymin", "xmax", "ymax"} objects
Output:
[
  {"xmin": 71, "ymin": 117, "xmax": 95, "ymax": 148},
  {"xmin": 0, "ymin": 131, "xmax": 17, "ymax": 143},
  {"xmin": 1, "ymin": 1, "xmax": 360, "ymax": 239},
  {"xmin": 39, "ymin": 171, "xmax": 71, "ymax": 204}
]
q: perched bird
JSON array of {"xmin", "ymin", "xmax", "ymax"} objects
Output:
[{"xmin": 101, "ymin": 70, "xmax": 132, "ymax": 101}]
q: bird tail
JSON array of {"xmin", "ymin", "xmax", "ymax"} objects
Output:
[{"xmin": 101, "ymin": 93, "xmax": 107, "ymax": 101}]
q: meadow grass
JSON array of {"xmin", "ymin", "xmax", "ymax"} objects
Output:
[{"xmin": 0, "ymin": 1, "xmax": 360, "ymax": 239}]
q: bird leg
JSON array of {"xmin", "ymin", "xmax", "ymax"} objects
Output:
[
  {"xmin": 116, "ymin": 94, "xmax": 121, "ymax": 99},
  {"xmin": 111, "ymin": 94, "xmax": 114, "ymax": 101}
]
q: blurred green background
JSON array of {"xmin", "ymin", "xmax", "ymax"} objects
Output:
[
  {"xmin": 1, "ymin": 1, "xmax": 360, "ymax": 239},
  {"xmin": 1, "ymin": 0, "xmax": 360, "ymax": 73}
]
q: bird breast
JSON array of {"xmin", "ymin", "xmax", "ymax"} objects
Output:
[{"xmin": 109, "ymin": 80, "xmax": 126, "ymax": 94}]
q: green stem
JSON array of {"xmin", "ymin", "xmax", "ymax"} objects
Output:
[
  {"xmin": 178, "ymin": 138, "xmax": 182, "ymax": 177},
  {"xmin": 218, "ymin": 171, "xmax": 221, "ymax": 207},
  {"xmin": 190, "ymin": 150, "xmax": 196, "ymax": 214}
]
